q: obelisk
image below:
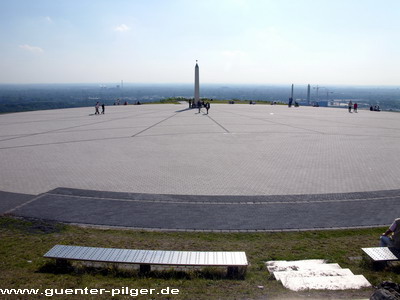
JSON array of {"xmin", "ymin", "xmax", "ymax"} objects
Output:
[
  {"xmin": 291, "ymin": 84, "xmax": 294, "ymax": 100},
  {"xmin": 194, "ymin": 60, "xmax": 200, "ymax": 104}
]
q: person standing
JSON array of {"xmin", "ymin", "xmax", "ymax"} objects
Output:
[
  {"xmin": 348, "ymin": 100, "xmax": 353, "ymax": 113},
  {"xmin": 95, "ymin": 102, "xmax": 100, "ymax": 115},
  {"xmin": 197, "ymin": 100, "xmax": 201, "ymax": 113},
  {"xmin": 205, "ymin": 102, "xmax": 210, "ymax": 114},
  {"xmin": 101, "ymin": 103, "xmax": 105, "ymax": 114},
  {"xmin": 353, "ymin": 102, "xmax": 358, "ymax": 113},
  {"xmin": 288, "ymin": 97, "xmax": 293, "ymax": 108}
]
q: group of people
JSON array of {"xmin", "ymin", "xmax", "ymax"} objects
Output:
[
  {"xmin": 113, "ymin": 99, "xmax": 129, "ymax": 105},
  {"xmin": 189, "ymin": 100, "xmax": 211, "ymax": 114},
  {"xmin": 349, "ymin": 101, "xmax": 382, "ymax": 113},
  {"xmin": 97, "ymin": 100, "xmax": 211, "ymax": 115},
  {"xmin": 94, "ymin": 102, "xmax": 105, "ymax": 115},
  {"xmin": 348, "ymin": 101, "xmax": 358, "ymax": 113}
]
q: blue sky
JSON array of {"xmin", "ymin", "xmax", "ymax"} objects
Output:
[{"xmin": 0, "ymin": 0, "xmax": 399, "ymax": 85}]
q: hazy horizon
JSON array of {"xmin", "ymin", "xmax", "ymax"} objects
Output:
[
  {"xmin": 1, "ymin": 82, "xmax": 400, "ymax": 89},
  {"xmin": 1, "ymin": 0, "xmax": 400, "ymax": 86}
]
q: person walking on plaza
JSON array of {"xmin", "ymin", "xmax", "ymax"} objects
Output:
[
  {"xmin": 95, "ymin": 102, "xmax": 100, "ymax": 115},
  {"xmin": 205, "ymin": 102, "xmax": 210, "ymax": 114},
  {"xmin": 353, "ymin": 102, "xmax": 358, "ymax": 113},
  {"xmin": 197, "ymin": 100, "xmax": 201, "ymax": 113},
  {"xmin": 101, "ymin": 103, "xmax": 105, "ymax": 114},
  {"xmin": 348, "ymin": 100, "xmax": 353, "ymax": 113},
  {"xmin": 380, "ymin": 218, "xmax": 400, "ymax": 248}
]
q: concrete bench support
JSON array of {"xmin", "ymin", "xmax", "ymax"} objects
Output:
[{"xmin": 139, "ymin": 264, "xmax": 151, "ymax": 274}]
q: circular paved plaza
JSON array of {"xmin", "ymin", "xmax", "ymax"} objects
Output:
[{"xmin": 1, "ymin": 103, "xmax": 400, "ymax": 231}]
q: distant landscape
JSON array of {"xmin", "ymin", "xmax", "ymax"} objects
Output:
[{"xmin": 1, "ymin": 83, "xmax": 400, "ymax": 113}]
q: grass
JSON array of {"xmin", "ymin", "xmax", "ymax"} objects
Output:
[{"xmin": 0, "ymin": 216, "xmax": 398, "ymax": 299}]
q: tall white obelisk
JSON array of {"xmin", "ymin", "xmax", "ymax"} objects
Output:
[
  {"xmin": 194, "ymin": 60, "xmax": 200, "ymax": 104},
  {"xmin": 291, "ymin": 84, "xmax": 294, "ymax": 100}
]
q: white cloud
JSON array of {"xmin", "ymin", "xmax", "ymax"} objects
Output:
[
  {"xmin": 19, "ymin": 44, "xmax": 44, "ymax": 54},
  {"xmin": 114, "ymin": 24, "xmax": 130, "ymax": 32}
]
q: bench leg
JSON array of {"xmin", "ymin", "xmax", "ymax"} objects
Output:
[
  {"xmin": 55, "ymin": 259, "xmax": 69, "ymax": 268},
  {"xmin": 140, "ymin": 264, "xmax": 151, "ymax": 274},
  {"xmin": 227, "ymin": 266, "xmax": 239, "ymax": 278},
  {"xmin": 54, "ymin": 258, "xmax": 72, "ymax": 272},
  {"xmin": 372, "ymin": 261, "xmax": 388, "ymax": 271},
  {"xmin": 361, "ymin": 254, "xmax": 389, "ymax": 270}
]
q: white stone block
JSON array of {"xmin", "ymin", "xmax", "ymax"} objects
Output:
[
  {"xmin": 267, "ymin": 260, "xmax": 371, "ymax": 291},
  {"xmin": 266, "ymin": 260, "xmax": 338, "ymax": 272},
  {"xmin": 274, "ymin": 268, "xmax": 354, "ymax": 282},
  {"xmin": 282, "ymin": 275, "xmax": 371, "ymax": 291}
]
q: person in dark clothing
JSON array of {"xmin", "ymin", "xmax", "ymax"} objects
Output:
[
  {"xmin": 205, "ymin": 102, "xmax": 210, "ymax": 114},
  {"xmin": 348, "ymin": 100, "xmax": 353, "ymax": 113},
  {"xmin": 101, "ymin": 103, "xmax": 105, "ymax": 114}
]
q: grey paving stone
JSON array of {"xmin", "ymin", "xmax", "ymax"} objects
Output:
[
  {"xmin": 0, "ymin": 191, "xmax": 35, "ymax": 214},
  {"xmin": 1, "ymin": 104, "xmax": 400, "ymax": 230},
  {"xmin": 1, "ymin": 104, "xmax": 400, "ymax": 196},
  {"xmin": 11, "ymin": 188, "xmax": 400, "ymax": 230}
]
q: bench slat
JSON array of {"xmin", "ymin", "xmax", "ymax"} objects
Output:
[{"xmin": 96, "ymin": 248, "xmax": 109, "ymax": 261}]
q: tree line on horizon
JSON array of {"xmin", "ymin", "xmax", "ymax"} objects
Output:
[{"xmin": 1, "ymin": 84, "xmax": 399, "ymax": 113}]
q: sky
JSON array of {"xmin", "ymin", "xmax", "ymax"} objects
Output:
[{"xmin": 0, "ymin": 0, "xmax": 399, "ymax": 86}]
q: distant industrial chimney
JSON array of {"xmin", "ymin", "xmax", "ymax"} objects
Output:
[{"xmin": 307, "ymin": 84, "xmax": 311, "ymax": 105}]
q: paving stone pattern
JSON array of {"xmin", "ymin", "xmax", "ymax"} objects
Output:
[
  {"xmin": 8, "ymin": 187, "xmax": 400, "ymax": 231},
  {"xmin": 1, "ymin": 104, "xmax": 400, "ymax": 230},
  {"xmin": 0, "ymin": 191, "xmax": 34, "ymax": 214}
]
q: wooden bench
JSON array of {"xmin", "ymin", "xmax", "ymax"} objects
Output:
[{"xmin": 44, "ymin": 245, "xmax": 248, "ymax": 278}]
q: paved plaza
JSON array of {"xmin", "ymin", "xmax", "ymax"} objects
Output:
[{"xmin": 1, "ymin": 103, "xmax": 400, "ymax": 230}]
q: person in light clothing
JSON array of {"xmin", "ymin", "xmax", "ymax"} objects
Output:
[
  {"xmin": 95, "ymin": 102, "xmax": 100, "ymax": 115},
  {"xmin": 380, "ymin": 218, "xmax": 400, "ymax": 248}
]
